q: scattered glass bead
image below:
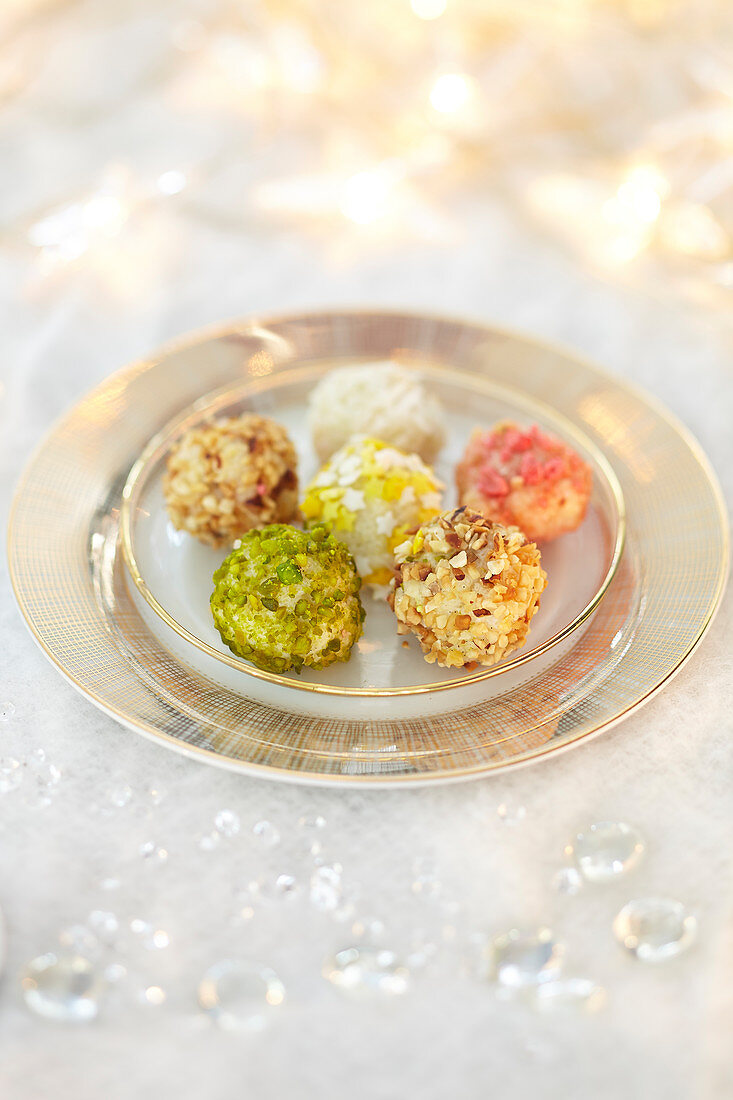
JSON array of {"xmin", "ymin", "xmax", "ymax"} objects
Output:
[
  {"xmin": 0, "ymin": 758, "xmax": 22, "ymax": 794},
  {"xmin": 298, "ymin": 814, "xmax": 327, "ymax": 830},
  {"xmin": 149, "ymin": 787, "xmax": 167, "ymax": 805},
  {"xmin": 139, "ymin": 842, "xmax": 168, "ymax": 864},
  {"xmin": 215, "ymin": 809, "xmax": 241, "ymax": 837},
  {"xmin": 107, "ymin": 785, "xmax": 132, "ymax": 808},
  {"xmin": 22, "ymin": 781, "xmax": 53, "ymax": 810},
  {"xmin": 565, "ymin": 822, "xmax": 644, "ymax": 883},
  {"xmin": 406, "ymin": 930, "xmax": 438, "ymax": 968},
  {"xmin": 141, "ymin": 985, "xmax": 166, "ymax": 1006},
  {"xmin": 30, "ymin": 748, "xmax": 46, "ymax": 764},
  {"xmin": 104, "ymin": 963, "xmax": 127, "ymax": 984},
  {"xmin": 22, "ymin": 953, "xmax": 105, "ymax": 1022},
  {"xmin": 150, "ymin": 929, "xmax": 170, "ymax": 950},
  {"xmin": 198, "ymin": 831, "xmax": 220, "ymax": 851},
  {"xmin": 300, "ymin": 835, "xmax": 323, "ymax": 857},
  {"xmin": 130, "ymin": 918, "xmax": 153, "ymax": 937},
  {"xmin": 531, "ymin": 978, "xmax": 607, "ymax": 1013},
  {"xmin": 248, "ymin": 874, "xmax": 299, "ymax": 902},
  {"xmin": 310, "ymin": 865, "xmax": 342, "ymax": 912},
  {"xmin": 59, "ymin": 925, "xmax": 99, "ymax": 958},
  {"xmin": 352, "ymin": 916, "xmax": 386, "ymax": 942},
  {"xmin": 87, "ymin": 911, "xmax": 119, "ymax": 945},
  {"xmin": 0, "ymin": 703, "xmax": 16, "ymax": 722},
  {"xmin": 198, "ymin": 960, "xmax": 285, "ymax": 1032},
  {"xmin": 323, "ymin": 946, "xmax": 409, "ymax": 998},
  {"xmin": 490, "ymin": 928, "xmax": 564, "ymax": 989},
  {"xmin": 252, "ymin": 820, "xmax": 280, "ymax": 847},
  {"xmin": 497, "ymin": 802, "xmax": 527, "ymax": 826},
  {"xmin": 613, "ymin": 898, "xmax": 697, "ymax": 962},
  {"xmin": 230, "ymin": 906, "xmax": 255, "ymax": 926},
  {"xmin": 552, "ymin": 867, "xmax": 583, "ymax": 896},
  {"xmin": 411, "ymin": 857, "xmax": 441, "ymax": 899}
]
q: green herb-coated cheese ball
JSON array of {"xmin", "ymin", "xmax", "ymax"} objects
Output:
[{"xmin": 210, "ymin": 523, "xmax": 365, "ymax": 674}]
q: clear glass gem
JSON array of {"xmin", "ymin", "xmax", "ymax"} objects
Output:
[
  {"xmin": 87, "ymin": 910, "xmax": 119, "ymax": 944},
  {"xmin": 411, "ymin": 857, "xmax": 441, "ymax": 899},
  {"xmin": 552, "ymin": 867, "xmax": 583, "ymax": 896},
  {"xmin": 497, "ymin": 802, "xmax": 527, "ymax": 825},
  {"xmin": 149, "ymin": 787, "xmax": 167, "ymax": 805},
  {"xmin": 140, "ymin": 985, "xmax": 166, "ymax": 1006},
  {"xmin": 59, "ymin": 925, "xmax": 99, "ymax": 958},
  {"xmin": 352, "ymin": 916, "xmax": 386, "ymax": 942},
  {"xmin": 30, "ymin": 748, "xmax": 46, "ymax": 764},
  {"xmin": 248, "ymin": 874, "xmax": 299, "ymax": 902},
  {"xmin": 0, "ymin": 758, "xmax": 22, "ymax": 794},
  {"xmin": 298, "ymin": 814, "xmax": 327, "ymax": 830},
  {"xmin": 139, "ymin": 842, "xmax": 168, "ymax": 863},
  {"xmin": 566, "ymin": 822, "xmax": 645, "ymax": 883},
  {"xmin": 531, "ymin": 978, "xmax": 607, "ymax": 1013},
  {"xmin": 107, "ymin": 785, "xmax": 132, "ymax": 808},
  {"xmin": 490, "ymin": 928, "xmax": 564, "ymax": 988},
  {"xmin": 104, "ymin": 963, "xmax": 127, "ymax": 984},
  {"xmin": 215, "ymin": 809, "xmax": 241, "ymax": 837},
  {"xmin": 22, "ymin": 954, "xmax": 105, "ymax": 1021},
  {"xmin": 406, "ymin": 930, "xmax": 438, "ymax": 968},
  {"xmin": 613, "ymin": 898, "xmax": 697, "ymax": 962},
  {"xmin": 0, "ymin": 702, "xmax": 16, "ymax": 722},
  {"xmin": 310, "ymin": 865, "xmax": 342, "ymax": 911},
  {"xmin": 252, "ymin": 820, "xmax": 280, "ymax": 847},
  {"xmin": 198, "ymin": 960, "xmax": 285, "ymax": 1031},
  {"xmin": 323, "ymin": 946, "xmax": 409, "ymax": 997}
]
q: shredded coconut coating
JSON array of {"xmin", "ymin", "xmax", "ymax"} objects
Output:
[
  {"xmin": 210, "ymin": 523, "xmax": 364, "ymax": 673},
  {"xmin": 301, "ymin": 436, "xmax": 443, "ymax": 585},
  {"xmin": 388, "ymin": 507, "xmax": 547, "ymax": 668},
  {"xmin": 163, "ymin": 414, "xmax": 299, "ymax": 547},
  {"xmin": 455, "ymin": 422, "xmax": 592, "ymax": 542},
  {"xmin": 308, "ymin": 362, "xmax": 446, "ymax": 464}
]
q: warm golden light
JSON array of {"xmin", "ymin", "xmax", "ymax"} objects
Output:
[
  {"xmin": 411, "ymin": 0, "xmax": 447, "ymax": 19},
  {"xmin": 340, "ymin": 171, "xmax": 393, "ymax": 224},
  {"xmin": 429, "ymin": 73, "xmax": 473, "ymax": 114}
]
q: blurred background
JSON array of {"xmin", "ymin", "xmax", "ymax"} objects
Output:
[{"xmin": 2, "ymin": 0, "xmax": 732, "ymax": 350}]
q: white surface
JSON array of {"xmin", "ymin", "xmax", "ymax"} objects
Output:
[{"xmin": 1, "ymin": 16, "xmax": 732, "ymax": 1100}]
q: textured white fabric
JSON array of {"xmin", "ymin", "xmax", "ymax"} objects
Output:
[{"xmin": 1, "ymin": 17, "xmax": 732, "ymax": 1100}]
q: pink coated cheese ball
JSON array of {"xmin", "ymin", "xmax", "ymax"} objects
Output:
[{"xmin": 455, "ymin": 422, "xmax": 592, "ymax": 542}]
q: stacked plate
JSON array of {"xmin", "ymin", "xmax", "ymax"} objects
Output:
[{"xmin": 8, "ymin": 311, "xmax": 727, "ymax": 784}]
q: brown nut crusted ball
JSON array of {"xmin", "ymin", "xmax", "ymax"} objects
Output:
[
  {"xmin": 163, "ymin": 414, "xmax": 298, "ymax": 547},
  {"xmin": 388, "ymin": 507, "xmax": 547, "ymax": 668}
]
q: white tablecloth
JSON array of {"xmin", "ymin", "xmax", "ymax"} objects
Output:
[{"xmin": 1, "ymin": 5, "xmax": 732, "ymax": 1098}]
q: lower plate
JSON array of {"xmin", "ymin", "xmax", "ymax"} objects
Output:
[{"xmin": 8, "ymin": 311, "xmax": 728, "ymax": 784}]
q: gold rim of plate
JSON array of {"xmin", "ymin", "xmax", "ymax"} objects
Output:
[
  {"xmin": 7, "ymin": 310, "xmax": 730, "ymax": 785},
  {"xmin": 119, "ymin": 367, "xmax": 626, "ymax": 697}
]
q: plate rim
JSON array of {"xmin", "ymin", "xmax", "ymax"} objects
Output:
[{"xmin": 7, "ymin": 308, "xmax": 730, "ymax": 786}]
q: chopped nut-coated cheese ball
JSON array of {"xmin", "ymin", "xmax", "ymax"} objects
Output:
[
  {"xmin": 388, "ymin": 507, "xmax": 547, "ymax": 668},
  {"xmin": 163, "ymin": 414, "xmax": 298, "ymax": 547}
]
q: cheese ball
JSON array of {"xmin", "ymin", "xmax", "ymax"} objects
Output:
[
  {"xmin": 388, "ymin": 507, "xmax": 547, "ymax": 668},
  {"xmin": 308, "ymin": 362, "xmax": 446, "ymax": 465},
  {"xmin": 301, "ymin": 436, "xmax": 443, "ymax": 585},
  {"xmin": 210, "ymin": 523, "xmax": 364, "ymax": 674},
  {"xmin": 163, "ymin": 414, "xmax": 298, "ymax": 547},
  {"xmin": 455, "ymin": 422, "xmax": 592, "ymax": 542}
]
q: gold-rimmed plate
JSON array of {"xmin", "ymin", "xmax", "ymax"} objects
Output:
[
  {"xmin": 7, "ymin": 311, "xmax": 728, "ymax": 784},
  {"xmin": 119, "ymin": 364, "xmax": 625, "ymax": 719}
]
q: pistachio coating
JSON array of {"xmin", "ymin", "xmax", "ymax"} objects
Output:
[{"xmin": 210, "ymin": 523, "xmax": 364, "ymax": 673}]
